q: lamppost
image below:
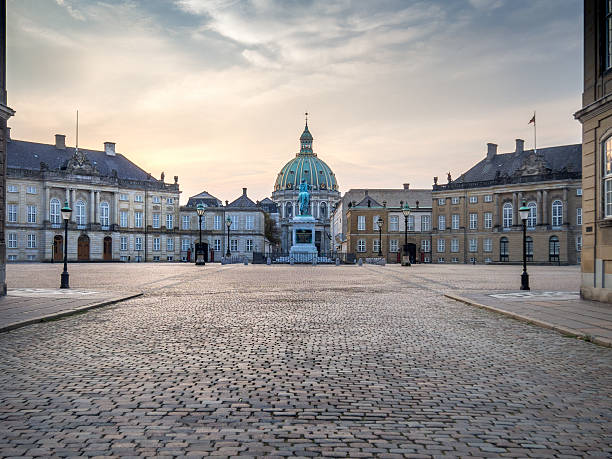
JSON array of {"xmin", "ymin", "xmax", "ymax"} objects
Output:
[
  {"xmin": 226, "ymin": 216, "xmax": 232, "ymax": 257},
  {"xmin": 376, "ymin": 216, "xmax": 384, "ymax": 256},
  {"xmin": 519, "ymin": 201, "xmax": 530, "ymax": 291},
  {"xmin": 402, "ymin": 203, "xmax": 411, "ymax": 266},
  {"xmin": 60, "ymin": 201, "xmax": 72, "ymax": 289},
  {"xmin": 195, "ymin": 203, "xmax": 205, "ymax": 266}
]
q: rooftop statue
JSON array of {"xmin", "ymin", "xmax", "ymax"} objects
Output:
[{"xmin": 298, "ymin": 179, "xmax": 311, "ymax": 216}]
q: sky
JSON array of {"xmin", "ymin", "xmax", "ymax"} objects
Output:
[{"xmin": 7, "ymin": 0, "xmax": 583, "ymax": 204}]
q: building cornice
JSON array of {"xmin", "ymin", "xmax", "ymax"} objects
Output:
[
  {"xmin": 574, "ymin": 93, "xmax": 612, "ymax": 123},
  {"xmin": 0, "ymin": 103, "xmax": 15, "ymax": 121}
]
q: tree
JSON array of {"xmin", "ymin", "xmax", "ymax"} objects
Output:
[{"xmin": 264, "ymin": 212, "xmax": 280, "ymax": 248}]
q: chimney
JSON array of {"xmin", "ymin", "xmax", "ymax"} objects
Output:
[
  {"xmin": 5, "ymin": 127, "xmax": 10, "ymax": 141},
  {"xmin": 161, "ymin": 171, "xmax": 165, "ymax": 182},
  {"xmin": 225, "ymin": 200, "xmax": 229, "ymax": 206},
  {"xmin": 242, "ymin": 187, "xmax": 247, "ymax": 196},
  {"xmin": 55, "ymin": 134, "xmax": 66, "ymax": 150},
  {"xmin": 403, "ymin": 183, "xmax": 410, "ymax": 190},
  {"xmin": 486, "ymin": 143, "xmax": 497, "ymax": 161},
  {"xmin": 174, "ymin": 175, "xmax": 178, "ymax": 184},
  {"xmin": 515, "ymin": 138, "xmax": 524, "ymax": 154},
  {"xmin": 104, "ymin": 142, "xmax": 116, "ymax": 156}
]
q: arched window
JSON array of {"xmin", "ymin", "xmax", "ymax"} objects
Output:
[
  {"xmin": 49, "ymin": 198, "xmax": 60, "ymax": 225},
  {"xmin": 604, "ymin": 137, "xmax": 612, "ymax": 217},
  {"xmin": 549, "ymin": 235, "xmax": 560, "ymax": 262},
  {"xmin": 285, "ymin": 202, "xmax": 293, "ymax": 218},
  {"xmin": 320, "ymin": 202, "xmax": 327, "ymax": 219},
  {"xmin": 500, "ymin": 237, "xmax": 509, "ymax": 262},
  {"xmin": 526, "ymin": 236, "xmax": 533, "ymax": 262},
  {"xmin": 502, "ymin": 202, "xmax": 513, "ymax": 228},
  {"xmin": 99, "ymin": 202, "xmax": 110, "ymax": 227},
  {"xmin": 552, "ymin": 200, "xmax": 563, "ymax": 227},
  {"xmin": 527, "ymin": 201, "xmax": 537, "ymax": 228},
  {"xmin": 75, "ymin": 200, "xmax": 86, "ymax": 226}
]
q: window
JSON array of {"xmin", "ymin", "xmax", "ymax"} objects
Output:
[
  {"xmin": 469, "ymin": 238, "xmax": 477, "ymax": 253},
  {"xmin": 373, "ymin": 239, "xmax": 380, "ymax": 253},
  {"xmin": 552, "ymin": 200, "xmax": 563, "ymax": 227},
  {"xmin": 502, "ymin": 202, "xmax": 513, "ymax": 228},
  {"xmin": 407, "ymin": 215, "xmax": 414, "ymax": 231},
  {"xmin": 152, "ymin": 196, "xmax": 160, "ymax": 204},
  {"xmin": 577, "ymin": 188, "xmax": 582, "ymax": 196},
  {"xmin": 182, "ymin": 215, "xmax": 191, "ymax": 230},
  {"xmin": 7, "ymin": 184, "xmax": 17, "ymax": 193},
  {"xmin": 246, "ymin": 239, "xmax": 253, "ymax": 252},
  {"xmin": 500, "ymin": 237, "xmax": 509, "ymax": 261},
  {"xmin": 246, "ymin": 215, "xmax": 254, "ymax": 230},
  {"xmin": 7, "ymin": 204, "xmax": 17, "ymax": 223},
  {"xmin": 27, "ymin": 254, "xmax": 36, "ymax": 261},
  {"xmin": 469, "ymin": 213, "xmax": 477, "ymax": 230},
  {"xmin": 76, "ymin": 201, "xmax": 86, "ymax": 226},
  {"xmin": 484, "ymin": 212, "xmax": 492, "ymax": 229},
  {"xmin": 549, "ymin": 236, "xmax": 560, "ymax": 261},
  {"xmin": 527, "ymin": 201, "xmax": 537, "ymax": 228},
  {"xmin": 421, "ymin": 240, "xmax": 430, "ymax": 252},
  {"xmin": 27, "ymin": 234, "xmax": 36, "ymax": 248},
  {"xmin": 469, "ymin": 257, "xmax": 477, "ymax": 264},
  {"xmin": 153, "ymin": 256, "xmax": 160, "ymax": 261},
  {"xmin": 182, "ymin": 238, "xmax": 191, "ymax": 252},
  {"xmin": 450, "ymin": 239, "xmax": 459, "ymax": 253},
  {"xmin": 120, "ymin": 211, "xmax": 129, "ymax": 228},
  {"xmin": 320, "ymin": 202, "xmax": 327, "ymax": 218},
  {"xmin": 438, "ymin": 198, "xmax": 445, "ymax": 206},
  {"xmin": 484, "ymin": 195, "xmax": 493, "ymax": 203},
  {"xmin": 26, "ymin": 205, "xmax": 36, "ymax": 224},
  {"xmin": 153, "ymin": 237, "xmax": 161, "ymax": 251},
  {"xmin": 390, "ymin": 239, "xmax": 398, "ymax": 252},
  {"xmin": 483, "ymin": 238, "xmax": 492, "ymax": 252},
  {"xmin": 119, "ymin": 193, "xmax": 129, "ymax": 201},
  {"xmin": 230, "ymin": 239, "xmax": 238, "ymax": 251},
  {"xmin": 167, "ymin": 237, "xmax": 174, "ymax": 252},
  {"xmin": 26, "ymin": 185, "xmax": 37, "ymax": 194},
  {"xmin": 166, "ymin": 214, "xmax": 174, "ymax": 230},
  {"xmin": 576, "ymin": 235, "xmax": 582, "ymax": 252},
  {"xmin": 372, "ymin": 215, "xmax": 381, "ymax": 228},
  {"xmin": 214, "ymin": 215, "xmax": 221, "ymax": 230},
  {"xmin": 605, "ymin": 138, "xmax": 612, "ymax": 216},
  {"xmin": 577, "ymin": 207, "xmax": 582, "ymax": 225},
  {"xmin": 152, "ymin": 213, "xmax": 160, "ymax": 228},
  {"xmin": 7, "ymin": 255, "xmax": 16, "ymax": 261},
  {"xmin": 451, "ymin": 197, "xmax": 460, "ymax": 205},
  {"xmin": 421, "ymin": 215, "xmax": 431, "ymax": 231},
  {"xmin": 99, "ymin": 202, "xmax": 110, "ymax": 227},
  {"xmin": 357, "ymin": 239, "xmax": 366, "ymax": 252},
  {"xmin": 389, "ymin": 215, "xmax": 399, "ymax": 231},
  {"xmin": 214, "ymin": 239, "xmax": 221, "ymax": 251},
  {"xmin": 120, "ymin": 236, "xmax": 128, "ymax": 251},
  {"xmin": 452, "ymin": 257, "xmax": 459, "ymax": 263},
  {"xmin": 469, "ymin": 196, "xmax": 478, "ymax": 204},
  {"xmin": 452, "ymin": 214, "xmax": 459, "ymax": 230},
  {"xmin": 437, "ymin": 257, "xmax": 445, "ymax": 263},
  {"xmin": 285, "ymin": 202, "xmax": 293, "ymax": 218},
  {"xmin": 134, "ymin": 195, "xmax": 143, "ymax": 203},
  {"xmin": 358, "ymin": 215, "xmax": 366, "ymax": 230},
  {"xmin": 437, "ymin": 239, "xmax": 445, "ymax": 252},
  {"xmin": 438, "ymin": 215, "xmax": 446, "ymax": 230},
  {"xmin": 230, "ymin": 215, "xmax": 238, "ymax": 230},
  {"xmin": 135, "ymin": 237, "xmax": 143, "ymax": 251},
  {"xmin": 7, "ymin": 233, "xmax": 17, "ymax": 248},
  {"xmin": 167, "ymin": 197, "xmax": 174, "ymax": 204},
  {"xmin": 133, "ymin": 211, "xmax": 142, "ymax": 228}
]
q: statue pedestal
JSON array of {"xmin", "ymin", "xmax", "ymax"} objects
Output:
[{"xmin": 289, "ymin": 215, "xmax": 318, "ymax": 262}]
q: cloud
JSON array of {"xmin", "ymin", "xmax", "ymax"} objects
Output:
[{"xmin": 55, "ymin": 0, "xmax": 85, "ymax": 21}]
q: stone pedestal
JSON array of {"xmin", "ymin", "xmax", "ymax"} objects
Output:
[{"xmin": 289, "ymin": 215, "xmax": 318, "ymax": 262}]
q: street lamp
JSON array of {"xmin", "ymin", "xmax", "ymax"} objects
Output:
[
  {"xmin": 519, "ymin": 201, "xmax": 530, "ymax": 291},
  {"xmin": 226, "ymin": 216, "xmax": 232, "ymax": 257},
  {"xmin": 402, "ymin": 203, "xmax": 411, "ymax": 266},
  {"xmin": 195, "ymin": 203, "xmax": 205, "ymax": 266},
  {"xmin": 60, "ymin": 201, "xmax": 72, "ymax": 289},
  {"xmin": 376, "ymin": 216, "xmax": 384, "ymax": 256}
]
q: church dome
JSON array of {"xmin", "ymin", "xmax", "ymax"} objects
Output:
[{"xmin": 274, "ymin": 121, "xmax": 338, "ymax": 192}]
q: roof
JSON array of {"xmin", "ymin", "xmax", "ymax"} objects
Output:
[
  {"xmin": 7, "ymin": 139, "xmax": 158, "ymax": 182},
  {"xmin": 454, "ymin": 144, "xmax": 581, "ymax": 184},
  {"xmin": 227, "ymin": 189, "xmax": 258, "ymax": 208},
  {"xmin": 353, "ymin": 195, "xmax": 383, "ymax": 208},
  {"xmin": 186, "ymin": 190, "xmax": 222, "ymax": 208},
  {"xmin": 259, "ymin": 197, "xmax": 278, "ymax": 213},
  {"xmin": 342, "ymin": 188, "xmax": 432, "ymax": 209}
]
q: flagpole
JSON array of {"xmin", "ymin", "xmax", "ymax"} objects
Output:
[{"xmin": 533, "ymin": 110, "xmax": 536, "ymax": 154}]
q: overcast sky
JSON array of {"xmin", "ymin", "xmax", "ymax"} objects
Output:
[{"xmin": 7, "ymin": 0, "xmax": 582, "ymax": 203}]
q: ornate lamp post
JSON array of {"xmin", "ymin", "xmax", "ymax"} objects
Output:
[
  {"xmin": 376, "ymin": 217, "xmax": 384, "ymax": 256},
  {"xmin": 519, "ymin": 201, "xmax": 530, "ymax": 291},
  {"xmin": 60, "ymin": 201, "xmax": 72, "ymax": 289},
  {"xmin": 226, "ymin": 216, "xmax": 232, "ymax": 257},
  {"xmin": 402, "ymin": 203, "xmax": 411, "ymax": 266},
  {"xmin": 195, "ymin": 203, "xmax": 205, "ymax": 266}
]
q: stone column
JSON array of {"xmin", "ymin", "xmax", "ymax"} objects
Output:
[
  {"xmin": 493, "ymin": 194, "xmax": 500, "ymax": 229},
  {"xmin": 512, "ymin": 192, "xmax": 518, "ymax": 226},
  {"xmin": 44, "ymin": 186, "xmax": 50, "ymax": 223},
  {"xmin": 70, "ymin": 189, "xmax": 76, "ymax": 222},
  {"xmin": 542, "ymin": 190, "xmax": 548, "ymax": 226},
  {"xmin": 113, "ymin": 192, "xmax": 119, "ymax": 226},
  {"xmin": 89, "ymin": 189, "xmax": 95, "ymax": 225},
  {"xmin": 563, "ymin": 188, "xmax": 568, "ymax": 225},
  {"xmin": 537, "ymin": 190, "xmax": 543, "ymax": 226},
  {"xmin": 95, "ymin": 191, "xmax": 100, "ymax": 224}
]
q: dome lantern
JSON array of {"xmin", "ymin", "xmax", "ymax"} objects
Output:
[{"xmin": 300, "ymin": 112, "xmax": 314, "ymax": 154}]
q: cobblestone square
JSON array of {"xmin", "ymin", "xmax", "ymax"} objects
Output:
[{"xmin": 1, "ymin": 263, "xmax": 610, "ymax": 457}]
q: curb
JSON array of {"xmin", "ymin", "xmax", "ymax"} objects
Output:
[
  {"xmin": 0, "ymin": 292, "xmax": 143, "ymax": 333},
  {"xmin": 444, "ymin": 293, "xmax": 612, "ymax": 348}
]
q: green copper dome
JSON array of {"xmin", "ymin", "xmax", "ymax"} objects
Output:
[{"xmin": 274, "ymin": 122, "xmax": 338, "ymax": 192}]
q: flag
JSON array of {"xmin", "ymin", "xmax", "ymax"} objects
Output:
[{"xmin": 528, "ymin": 113, "xmax": 535, "ymax": 125}]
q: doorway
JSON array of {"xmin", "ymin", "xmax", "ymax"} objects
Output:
[
  {"xmin": 53, "ymin": 235, "xmax": 63, "ymax": 261},
  {"xmin": 103, "ymin": 236, "xmax": 112, "ymax": 261},
  {"xmin": 78, "ymin": 234, "xmax": 90, "ymax": 261}
]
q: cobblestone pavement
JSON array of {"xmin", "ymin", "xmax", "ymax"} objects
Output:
[{"xmin": 1, "ymin": 264, "xmax": 610, "ymax": 457}]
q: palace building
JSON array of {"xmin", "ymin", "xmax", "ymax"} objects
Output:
[
  {"xmin": 431, "ymin": 140, "xmax": 582, "ymax": 264},
  {"xmin": 271, "ymin": 120, "xmax": 340, "ymax": 253}
]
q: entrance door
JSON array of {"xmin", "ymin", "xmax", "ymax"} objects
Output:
[
  {"xmin": 78, "ymin": 235, "xmax": 90, "ymax": 261},
  {"xmin": 53, "ymin": 235, "xmax": 63, "ymax": 261},
  {"xmin": 103, "ymin": 236, "xmax": 112, "ymax": 261},
  {"xmin": 407, "ymin": 243, "xmax": 416, "ymax": 264}
]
